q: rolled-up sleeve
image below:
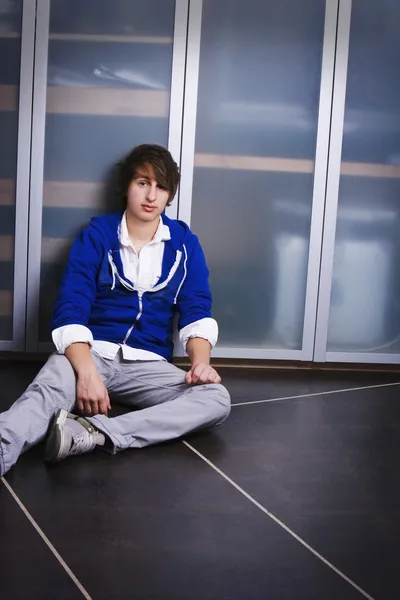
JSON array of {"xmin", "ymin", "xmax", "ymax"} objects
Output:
[
  {"xmin": 179, "ymin": 317, "xmax": 218, "ymax": 354},
  {"xmin": 52, "ymin": 324, "xmax": 94, "ymax": 354}
]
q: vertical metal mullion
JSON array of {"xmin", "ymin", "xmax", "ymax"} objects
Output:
[
  {"xmin": 25, "ymin": 0, "xmax": 50, "ymax": 352},
  {"xmin": 176, "ymin": 0, "xmax": 203, "ymax": 226},
  {"xmin": 166, "ymin": 0, "xmax": 189, "ymax": 220},
  {"xmin": 11, "ymin": 0, "xmax": 36, "ymax": 350},
  {"xmin": 313, "ymin": 0, "xmax": 352, "ymax": 361},
  {"xmin": 300, "ymin": 0, "xmax": 341, "ymax": 360}
]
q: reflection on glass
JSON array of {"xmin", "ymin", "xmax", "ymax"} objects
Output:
[
  {"xmin": 327, "ymin": 0, "xmax": 400, "ymax": 353},
  {"xmin": 0, "ymin": 0, "xmax": 23, "ymax": 339},
  {"xmin": 39, "ymin": 0, "xmax": 175, "ymax": 341},
  {"xmin": 191, "ymin": 0, "xmax": 326, "ymax": 350}
]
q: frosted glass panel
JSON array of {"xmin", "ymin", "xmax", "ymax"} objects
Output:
[
  {"xmin": 0, "ymin": 0, "xmax": 23, "ymax": 340},
  {"xmin": 190, "ymin": 0, "xmax": 326, "ymax": 349},
  {"xmin": 327, "ymin": 0, "xmax": 400, "ymax": 353},
  {"xmin": 39, "ymin": 0, "xmax": 176, "ymax": 342}
]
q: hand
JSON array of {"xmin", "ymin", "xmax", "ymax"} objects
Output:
[
  {"xmin": 185, "ymin": 362, "xmax": 222, "ymax": 385},
  {"xmin": 76, "ymin": 367, "xmax": 111, "ymax": 417}
]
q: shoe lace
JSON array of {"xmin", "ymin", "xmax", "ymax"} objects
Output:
[{"xmin": 70, "ymin": 431, "xmax": 95, "ymax": 455}]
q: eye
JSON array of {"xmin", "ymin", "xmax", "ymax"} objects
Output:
[{"xmin": 157, "ymin": 184, "xmax": 167, "ymax": 191}]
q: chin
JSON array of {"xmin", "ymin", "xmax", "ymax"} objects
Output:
[
  {"xmin": 140, "ymin": 212, "xmax": 160, "ymax": 221},
  {"xmin": 127, "ymin": 207, "xmax": 161, "ymax": 222}
]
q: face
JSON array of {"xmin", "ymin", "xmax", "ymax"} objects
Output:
[{"xmin": 126, "ymin": 165, "xmax": 170, "ymax": 223}]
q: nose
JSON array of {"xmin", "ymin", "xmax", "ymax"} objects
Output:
[{"xmin": 146, "ymin": 183, "xmax": 157, "ymax": 202}]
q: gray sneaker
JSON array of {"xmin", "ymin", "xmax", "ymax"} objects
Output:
[{"xmin": 45, "ymin": 409, "xmax": 105, "ymax": 464}]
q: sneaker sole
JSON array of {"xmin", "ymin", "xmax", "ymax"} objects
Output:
[{"xmin": 44, "ymin": 408, "xmax": 69, "ymax": 464}]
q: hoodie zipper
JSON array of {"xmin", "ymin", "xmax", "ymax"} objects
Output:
[
  {"xmin": 107, "ymin": 247, "xmax": 186, "ymax": 345},
  {"xmin": 123, "ymin": 291, "xmax": 143, "ymax": 344}
]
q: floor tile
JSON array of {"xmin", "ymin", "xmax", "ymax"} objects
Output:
[
  {"xmin": 0, "ymin": 478, "xmax": 83, "ymax": 600},
  {"xmin": 0, "ymin": 361, "xmax": 44, "ymax": 412},
  {"xmin": 217, "ymin": 367, "xmax": 400, "ymax": 404},
  {"xmin": 189, "ymin": 385, "xmax": 400, "ymax": 599},
  {"xmin": 5, "ymin": 442, "xmax": 365, "ymax": 600}
]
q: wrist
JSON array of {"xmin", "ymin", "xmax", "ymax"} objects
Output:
[
  {"xmin": 65, "ymin": 342, "xmax": 97, "ymax": 376},
  {"xmin": 190, "ymin": 358, "xmax": 210, "ymax": 369},
  {"xmin": 187, "ymin": 337, "xmax": 211, "ymax": 366},
  {"xmin": 76, "ymin": 364, "xmax": 97, "ymax": 379}
]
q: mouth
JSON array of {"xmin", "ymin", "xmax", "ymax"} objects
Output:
[{"xmin": 141, "ymin": 205, "xmax": 157, "ymax": 212}]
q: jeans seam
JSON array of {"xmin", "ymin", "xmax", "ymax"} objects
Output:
[{"xmin": 112, "ymin": 372, "xmax": 188, "ymax": 395}]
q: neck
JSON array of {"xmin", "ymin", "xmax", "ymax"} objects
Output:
[{"xmin": 125, "ymin": 211, "xmax": 160, "ymax": 242}]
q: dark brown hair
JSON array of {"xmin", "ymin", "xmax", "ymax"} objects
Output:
[{"xmin": 118, "ymin": 144, "xmax": 180, "ymax": 206}]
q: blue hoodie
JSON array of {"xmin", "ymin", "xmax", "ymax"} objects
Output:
[{"xmin": 52, "ymin": 212, "xmax": 213, "ymax": 362}]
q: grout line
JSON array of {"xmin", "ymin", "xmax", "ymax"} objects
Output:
[
  {"xmin": 0, "ymin": 477, "xmax": 92, "ymax": 600},
  {"xmin": 182, "ymin": 441, "xmax": 375, "ymax": 600},
  {"xmin": 231, "ymin": 380, "xmax": 400, "ymax": 407}
]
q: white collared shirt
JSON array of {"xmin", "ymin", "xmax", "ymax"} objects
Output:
[{"xmin": 52, "ymin": 213, "xmax": 218, "ymax": 360}]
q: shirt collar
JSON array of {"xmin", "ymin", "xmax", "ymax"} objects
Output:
[{"xmin": 119, "ymin": 211, "xmax": 171, "ymax": 248}]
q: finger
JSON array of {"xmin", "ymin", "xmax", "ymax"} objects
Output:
[
  {"xmin": 99, "ymin": 396, "xmax": 109, "ymax": 416},
  {"xmin": 97, "ymin": 401, "xmax": 107, "ymax": 416},
  {"xmin": 84, "ymin": 400, "xmax": 95, "ymax": 417},
  {"xmin": 192, "ymin": 364, "xmax": 207, "ymax": 384},
  {"xmin": 83, "ymin": 402, "xmax": 91, "ymax": 416},
  {"xmin": 91, "ymin": 400, "xmax": 102, "ymax": 416},
  {"xmin": 201, "ymin": 365, "xmax": 215, "ymax": 381},
  {"xmin": 77, "ymin": 397, "xmax": 84, "ymax": 414},
  {"xmin": 106, "ymin": 391, "xmax": 111, "ymax": 411},
  {"xmin": 207, "ymin": 370, "xmax": 221, "ymax": 384},
  {"xmin": 202, "ymin": 369, "xmax": 221, "ymax": 385},
  {"xmin": 198, "ymin": 369, "xmax": 214, "ymax": 385},
  {"xmin": 185, "ymin": 370, "xmax": 193, "ymax": 385}
]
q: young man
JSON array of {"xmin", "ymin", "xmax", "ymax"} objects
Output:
[{"xmin": 0, "ymin": 144, "xmax": 230, "ymax": 477}]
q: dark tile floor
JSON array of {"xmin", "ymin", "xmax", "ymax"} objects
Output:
[
  {"xmin": 1, "ymin": 361, "xmax": 400, "ymax": 599},
  {"xmin": 0, "ymin": 477, "xmax": 83, "ymax": 600}
]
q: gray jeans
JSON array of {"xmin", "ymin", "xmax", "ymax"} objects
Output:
[{"xmin": 0, "ymin": 351, "xmax": 231, "ymax": 476}]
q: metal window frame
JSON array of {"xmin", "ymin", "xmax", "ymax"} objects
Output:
[
  {"xmin": 26, "ymin": 0, "xmax": 50, "ymax": 353},
  {"xmin": 0, "ymin": 0, "xmax": 36, "ymax": 351},
  {"xmin": 166, "ymin": 0, "xmax": 189, "ymax": 221},
  {"xmin": 314, "ymin": 1, "xmax": 400, "ymax": 365},
  {"xmin": 175, "ymin": 0, "xmax": 202, "ymax": 227},
  {"xmin": 313, "ymin": 0, "xmax": 354, "ymax": 363},
  {"xmin": 176, "ymin": 0, "xmax": 340, "ymax": 360}
]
